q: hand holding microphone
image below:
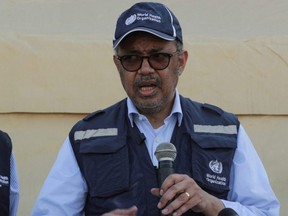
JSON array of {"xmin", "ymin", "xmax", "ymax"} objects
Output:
[
  {"xmin": 154, "ymin": 143, "xmax": 194, "ymax": 215},
  {"xmin": 152, "ymin": 143, "xmax": 232, "ymax": 216}
]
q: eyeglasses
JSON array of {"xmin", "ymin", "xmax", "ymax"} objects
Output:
[{"xmin": 117, "ymin": 51, "xmax": 179, "ymax": 72}]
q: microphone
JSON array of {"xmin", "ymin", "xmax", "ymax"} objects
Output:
[
  {"xmin": 218, "ymin": 208, "xmax": 239, "ymax": 216},
  {"xmin": 154, "ymin": 142, "xmax": 177, "ymax": 186}
]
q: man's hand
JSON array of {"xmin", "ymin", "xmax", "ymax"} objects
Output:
[
  {"xmin": 151, "ymin": 174, "xmax": 224, "ymax": 216},
  {"xmin": 102, "ymin": 206, "xmax": 138, "ymax": 216}
]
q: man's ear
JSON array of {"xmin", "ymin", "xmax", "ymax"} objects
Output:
[
  {"xmin": 113, "ymin": 55, "xmax": 121, "ymax": 70},
  {"xmin": 178, "ymin": 50, "xmax": 188, "ymax": 76},
  {"xmin": 113, "ymin": 55, "xmax": 118, "ymax": 65}
]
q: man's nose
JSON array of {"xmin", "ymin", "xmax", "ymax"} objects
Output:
[{"xmin": 138, "ymin": 58, "xmax": 154, "ymax": 74}]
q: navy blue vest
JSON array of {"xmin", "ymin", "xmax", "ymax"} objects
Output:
[
  {"xmin": 0, "ymin": 130, "xmax": 12, "ymax": 216},
  {"xmin": 70, "ymin": 96, "xmax": 239, "ymax": 216}
]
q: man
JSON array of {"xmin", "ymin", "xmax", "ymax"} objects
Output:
[
  {"xmin": 0, "ymin": 130, "xmax": 20, "ymax": 216},
  {"xmin": 32, "ymin": 2, "xmax": 279, "ymax": 215}
]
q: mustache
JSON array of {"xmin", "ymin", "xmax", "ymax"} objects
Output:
[{"xmin": 134, "ymin": 75, "xmax": 161, "ymax": 87}]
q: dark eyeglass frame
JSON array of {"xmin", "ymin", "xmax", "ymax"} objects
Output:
[{"xmin": 117, "ymin": 51, "xmax": 179, "ymax": 72}]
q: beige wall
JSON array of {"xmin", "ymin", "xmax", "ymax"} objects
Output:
[{"xmin": 1, "ymin": 0, "xmax": 287, "ymax": 215}]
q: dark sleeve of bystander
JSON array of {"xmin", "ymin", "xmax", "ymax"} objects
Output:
[{"xmin": 0, "ymin": 130, "xmax": 12, "ymax": 216}]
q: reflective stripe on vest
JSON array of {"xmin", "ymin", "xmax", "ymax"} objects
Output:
[
  {"xmin": 194, "ymin": 125, "xmax": 237, "ymax": 134},
  {"xmin": 74, "ymin": 128, "xmax": 118, "ymax": 141}
]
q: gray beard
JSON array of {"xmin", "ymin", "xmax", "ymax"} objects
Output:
[{"xmin": 133, "ymin": 96, "xmax": 168, "ymax": 115}]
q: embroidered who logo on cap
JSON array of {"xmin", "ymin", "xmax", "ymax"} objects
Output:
[
  {"xmin": 125, "ymin": 14, "xmax": 137, "ymax": 25},
  {"xmin": 125, "ymin": 13, "xmax": 162, "ymax": 26}
]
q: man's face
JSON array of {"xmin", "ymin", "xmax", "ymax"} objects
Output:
[{"xmin": 114, "ymin": 32, "xmax": 188, "ymax": 116}]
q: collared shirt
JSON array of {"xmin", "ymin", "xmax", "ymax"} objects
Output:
[
  {"xmin": 127, "ymin": 91, "xmax": 182, "ymax": 166},
  {"xmin": 31, "ymin": 92, "xmax": 280, "ymax": 216}
]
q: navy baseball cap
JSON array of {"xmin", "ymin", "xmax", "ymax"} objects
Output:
[{"xmin": 113, "ymin": 2, "xmax": 183, "ymax": 49}]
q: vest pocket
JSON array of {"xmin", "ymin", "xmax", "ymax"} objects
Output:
[
  {"xmin": 190, "ymin": 133, "xmax": 237, "ymax": 198},
  {"xmin": 79, "ymin": 135, "xmax": 129, "ymax": 197}
]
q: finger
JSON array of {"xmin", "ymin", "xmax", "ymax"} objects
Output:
[
  {"xmin": 158, "ymin": 183, "xmax": 179, "ymax": 209},
  {"xmin": 158, "ymin": 176, "xmax": 189, "ymax": 208},
  {"xmin": 160, "ymin": 191, "xmax": 192, "ymax": 215},
  {"xmin": 160, "ymin": 174, "xmax": 184, "ymax": 191},
  {"xmin": 151, "ymin": 188, "xmax": 160, "ymax": 197}
]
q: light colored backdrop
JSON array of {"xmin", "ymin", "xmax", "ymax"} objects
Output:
[{"xmin": 0, "ymin": 0, "xmax": 287, "ymax": 215}]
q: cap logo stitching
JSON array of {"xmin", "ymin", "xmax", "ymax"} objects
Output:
[
  {"xmin": 125, "ymin": 13, "xmax": 162, "ymax": 26},
  {"xmin": 125, "ymin": 14, "xmax": 137, "ymax": 25}
]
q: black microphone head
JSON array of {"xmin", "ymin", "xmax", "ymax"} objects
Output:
[
  {"xmin": 218, "ymin": 208, "xmax": 239, "ymax": 216},
  {"xmin": 154, "ymin": 142, "xmax": 177, "ymax": 162}
]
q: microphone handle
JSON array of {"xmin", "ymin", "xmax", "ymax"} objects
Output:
[
  {"xmin": 158, "ymin": 160, "xmax": 175, "ymax": 216},
  {"xmin": 158, "ymin": 160, "xmax": 175, "ymax": 186}
]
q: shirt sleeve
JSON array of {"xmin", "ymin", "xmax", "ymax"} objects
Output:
[
  {"xmin": 221, "ymin": 125, "xmax": 280, "ymax": 215},
  {"xmin": 10, "ymin": 153, "xmax": 19, "ymax": 216},
  {"xmin": 31, "ymin": 137, "xmax": 87, "ymax": 216}
]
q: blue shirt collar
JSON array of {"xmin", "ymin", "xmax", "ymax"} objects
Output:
[{"xmin": 127, "ymin": 90, "xmax": 183, "ymax": 127}]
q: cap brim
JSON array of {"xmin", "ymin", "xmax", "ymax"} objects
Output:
[{"xmin": 113, "ymin": 27, "xmax": 175, "ymax": 49}]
